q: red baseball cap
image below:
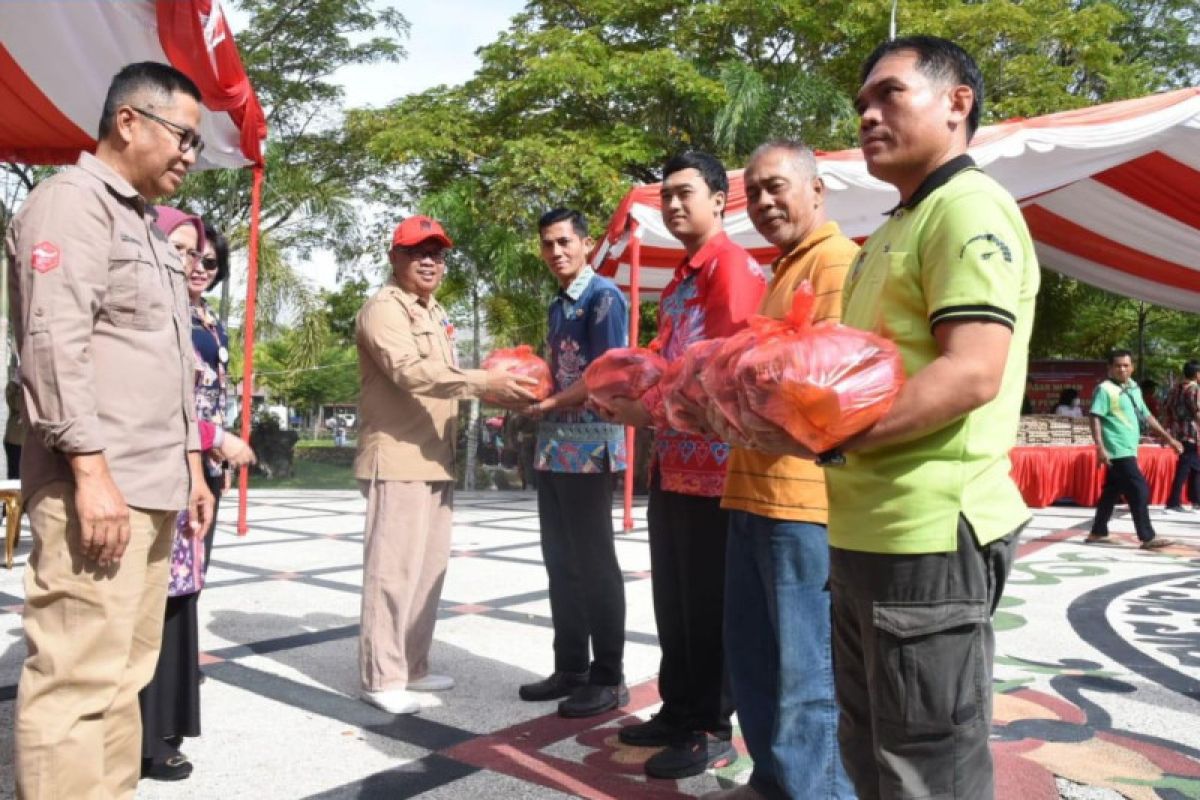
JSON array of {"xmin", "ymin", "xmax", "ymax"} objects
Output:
[{"xmin": 391, "ymin": 215, "xmax": 453, "ymax": 249}]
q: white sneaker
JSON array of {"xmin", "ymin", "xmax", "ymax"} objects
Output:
[
  {"xmin": 361, "ymin": 689, "xmax": 421, "ymax": 714},
  {"xmin": 407, "ymin": 673, "xmax": 455, "ymax": 692}
]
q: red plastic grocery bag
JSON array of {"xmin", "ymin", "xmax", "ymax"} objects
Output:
[
  {"xmin": 659, "ymin": 338, "xmax": 724, "ymax": 435},
  {"xmin": 734, "ymin": 283, "xmax": 904, "ymax": 452},
  {"xmin": 699, "ymin": 318, "xmax": 791, "ymax": 439},
  {"xmin": 481, "ymin": 345, "xmax": 554, "ymax": 401},
  {"xmin": 584, "ymin": 347, "xmax": 668, "ymax": 414}
]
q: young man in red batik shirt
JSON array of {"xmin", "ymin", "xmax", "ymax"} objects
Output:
[{"xmin": 605, "ymin": 151, "xmax": 767, "ymax": 778}]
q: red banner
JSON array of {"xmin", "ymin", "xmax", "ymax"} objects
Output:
[{"xmin": 1026, "ymin": 359, "xmax": 1108, "ymax": 414}]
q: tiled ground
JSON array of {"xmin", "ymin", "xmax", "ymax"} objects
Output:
[{"xmin": 1, "ymin": 490, "xmax": 1199, "ymax": 799}]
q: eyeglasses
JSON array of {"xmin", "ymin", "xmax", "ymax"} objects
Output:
[
  {"xmin": 400, "ymin": 247, "xmax": 447, "ymax": 263},
  {"xmin": 132, "ymin": 107, "xmax": 205, "ymax": 156},
  {"xmin": 200, "ymin": 256, "xmax": 220, "ymax": 271}
]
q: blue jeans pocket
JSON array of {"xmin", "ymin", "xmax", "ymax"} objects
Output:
[{"xmin": 872, "ymin": 600, "xmax": 988, "ymax": 734}]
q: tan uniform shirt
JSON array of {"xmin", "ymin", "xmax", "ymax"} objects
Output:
[
  {"xmin": 354, "ymin": 281, "xmax": 487, "ymax": 482},
  {"xmin": 5, "ymin": 153, "xmax": 200, "ymax": 509}
]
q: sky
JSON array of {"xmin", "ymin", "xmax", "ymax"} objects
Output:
[
  {"xmin": 225, "ymin": 0, "xmax": 527, "ymax": 295},
  {"xmin": 333, "ymin": 1, "xmax": 527, "ymax": 109}
]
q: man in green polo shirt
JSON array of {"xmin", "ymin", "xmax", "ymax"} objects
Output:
[
  {"xmin": 823, "ymin": 37, "xmax": 1039, "ymax": 800},
  {"xmin": 1086, "ymin": 348, "xmax": 1180, "ymax": 549}
]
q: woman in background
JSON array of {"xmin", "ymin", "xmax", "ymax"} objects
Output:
[{"xmin": 139, "ymin": 209, "xmax": 254, "ymax": 781}]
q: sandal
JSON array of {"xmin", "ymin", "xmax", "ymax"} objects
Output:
[
  {"xmin": 1084, "ymin": 534, "xmax": 1119, "ymax": 545},
  {"xmin": 1140, "ymin": 538, "xmax": 1176, "ymax": 551}
]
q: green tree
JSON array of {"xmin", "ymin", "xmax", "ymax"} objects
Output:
[
  {"xmin": 176, "ymin": 0, "xmax": 409, "ymax": 327},
  {"xmin": 323, "ymin": 277, "xmax": 371, "ymax": 346}
]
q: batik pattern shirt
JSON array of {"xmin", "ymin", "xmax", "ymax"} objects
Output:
[
  {"xmin": 535, "ymin": 267, "xmax": 629, "ymax": 473},
  {"xmin": 1167, "ymin": 381, "xmax": 1199, "ymax": 444},
  {"xmin": 641, "ymin": 231, "xmax": 766, "ymax": 497},
  {"xmin": 191, "ymin": 299, "xmax": 229, "ymax": 477}
]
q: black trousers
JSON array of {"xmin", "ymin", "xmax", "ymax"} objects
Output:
[
  {"xmin": 1167, "ymin": 441, "xmax": 1200, "ymax": 508},
  {"xmin": 536, "ymin": 470, "xmax": 626, "ymax": 686},
  {"xmin": 4, "ymin": 442, "xmax": 20, "ymax": 480},
  {"xmin": 1091, "ymin": 456, "xmax": 1156, "ymax": 542},
  {"xmin": 830, "ymin": 517, "xmax": 1021, "ymax": 800},
  {"xmin": 140, "ymin": 471, "xmax": 223, "ymax": 760},
  {"xmin": 646, "ymin": 476, "xmax": 734, "ymax": 738}
]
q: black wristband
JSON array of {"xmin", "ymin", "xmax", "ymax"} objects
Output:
[{"xmin": 816, "ymin": 448, "xmax": 846, "ymax": 467}]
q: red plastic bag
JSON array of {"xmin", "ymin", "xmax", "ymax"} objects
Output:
[
  {"xmin": 733, "ymin": 283, "xmax": 904, "ymax": 452},
  {"xmin": 481, "ymin": 345, "xmax": 554, "ymax": 401},
  {"xmin": 659, "ymin": 338, "xmax": 724, "ymax": 435},
  {"xmin": 583, "ymin": 347, "xmax": 668, "ymax": 414},
  {"xmin": 698, "ymin": 317, "xmax": 791, "ymax": 439}
]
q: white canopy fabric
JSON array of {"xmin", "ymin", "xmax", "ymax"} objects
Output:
[
  {"xmin": 0, "ymin": 0, "xmax": 265, "ymax": 169},
  {"xmin": 593, "ymin": 87, "xmax": 1200, "ymax": 312}
]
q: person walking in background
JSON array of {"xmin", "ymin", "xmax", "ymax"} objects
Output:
[
  {"xmin": 7, "ymin": 61, "xmax": 213, "ymax": 799},
  {"xmin": 4, "ymin": 372, "xmax": 25, "ymax": 479},
  {"xmin": 354, "ymin": 215, "xmax": 536, "ymax": 715},
  {"xmin": 605, "ymin": 151, "xmax": 767, "ymax": 779},
  {"xmin": 704, "ymin": 140, "xmax": 858, "ymax": 800},
  {"xmin": 137, "ymin": 212, "xmax": 255, "ymax": 782},
  {"xmin": 520, "ymin": 208, "xmax": 630, "ymax": 718},
  {"xmin": 1164, "ymin": 360, "xmax": 1200, "ymax": 513},
  {"xmin": 1087, "ymin": 349, "xmax": 1181, "ymax": 549}
]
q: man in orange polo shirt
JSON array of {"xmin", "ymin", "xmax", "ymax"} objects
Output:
[{"xmin": 704, "ymin": 141, "xmax": 857, "ymax": 800}]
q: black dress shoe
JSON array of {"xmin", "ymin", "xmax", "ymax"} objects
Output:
[
  {"xmin": 141, "ymin": 754, "xmax": 194, "ymax": 781},
  {"xmin": 618, "ymin": 713, "xmax": 684, "ymax": 747},
  {"xmin": 644, "ymin": 732, "xmax": 735, "ymax": 779},
  {"xmin": 519, "ymin": 670, "xmax": 588, "ymax": 701},
  {"xmin": 558, "ymin": 683, "xmax": 629, "ymax": 718}
]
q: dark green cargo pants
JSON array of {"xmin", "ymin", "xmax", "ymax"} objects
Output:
[{"xmin": 829, "ymin": 516, "xmax": 1022, "ymax": 800}]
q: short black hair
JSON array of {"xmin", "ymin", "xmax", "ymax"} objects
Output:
[
  {"xmin": 1108, "ymin": 348, "xmax": 1134, "ymax": 364},
  {"xmin": 663, "ymin": 151, "xmax": 729, "ymax": 195},
  {"xmin": 203, "ymin": 222, "xmax": 230, "ymax": 289},
  {"xmin": 99, "ymin": 62, "xmax": 202, "ymax": 140},
  {"xmin": 538, "ymin": 208, "xmax": 589, "ymax": 240},
  {"xmin": 1184, "ymin": 360, "xmax": 1200, "ymax": 379},
  {"xmin": 860, "ymin": 35, "xmax": 984, "ymax": 140},
  {"xmin": 1056, "ymin": 387, "xmax": 1079, "ymax": 406}
]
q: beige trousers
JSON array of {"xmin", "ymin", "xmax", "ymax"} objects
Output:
[
  {"xmin": 359, "ymin": 479, "xmax": 453, "ymax": 692},
  {"xmin": 15, "ymin": 482, "xmax": 175, "ymax": 800}
]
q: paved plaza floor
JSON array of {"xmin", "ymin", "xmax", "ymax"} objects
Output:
[{"xmin": 2, "ymin": 489, "xmax": 1199, "ymax": 799}]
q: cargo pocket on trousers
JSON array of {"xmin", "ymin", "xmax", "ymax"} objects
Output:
[{"xmin": 872, "ymin": 599, "xmax": 988, "ymax": 734}]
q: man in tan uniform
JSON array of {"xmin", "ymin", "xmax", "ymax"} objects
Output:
[
  {"xmin": 6, "ymin": 62, "xmax": 214, "ymax": 799},
  {"xmin": 355, "ymin": 215, "xmax": 535, "ymax": 715}
]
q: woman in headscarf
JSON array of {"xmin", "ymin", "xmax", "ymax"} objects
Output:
[{"xmin": 138, "ymin": 207, "xmax": 254, "ymax": 782}]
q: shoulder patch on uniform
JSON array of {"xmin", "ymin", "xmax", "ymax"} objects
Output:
[{"xmin": 31, "ymin": 241, "xmax": 61, "ymax": 273}]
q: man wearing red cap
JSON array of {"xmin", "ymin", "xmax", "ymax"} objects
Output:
[{"xmin": 355, "ymin": 215, "xmax": 536, "ymax": 715}]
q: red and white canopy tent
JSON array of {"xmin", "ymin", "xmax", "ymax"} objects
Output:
[
  {"xmin": 0, "ymin": 0, "xmax": 267, "ymax": 533},
  {"xmin": 592, "ymin": 87, "xmax": 1200, "ymax": 529}
]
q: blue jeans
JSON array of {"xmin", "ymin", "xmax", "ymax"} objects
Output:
[{"xmin": 725, "ymin": 511, "xmax": 855, "ymax": 800}]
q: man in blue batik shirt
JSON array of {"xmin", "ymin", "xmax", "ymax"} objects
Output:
[{"xmin": 519, "ymin": 208, "xmax": 631, "ymax": 719}]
